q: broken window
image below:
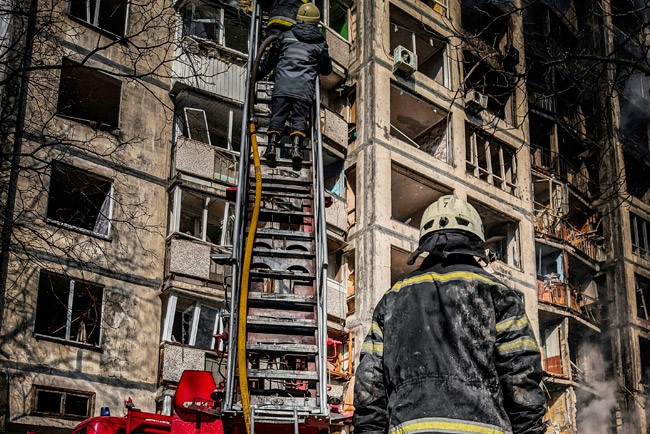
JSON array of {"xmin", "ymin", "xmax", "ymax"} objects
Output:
[
  {"xmin": 391, "ymin": 246, "xmax": 420, "ymax": 286},
  {"xmin": 177, "ymin": 93, "xmax": 243, "ymax": 153},
  {"xmin": 346, "ymin": 251, "xmax": 355, "ymax": 313},
  {"xmin": 470, "ymin": 199, "xmax": 520, "ymax": 268},
  {"xmin": 541, "ymin": 321, "xmax": 565, "ymax": 377},
  {"xmin": 346, "ymin": 168, "xmax": 356, "ymax": 230},
  {"xmin": 33, "ymin": 386, "xmax": 94, "ymax": 419},
  {"xmin": 47, "ymin": 163, "xmax": 112, "ymax": 237},
  {"xmin": 389, "ymin": 5, "xmax": 448, "ymax": 85},
  {"xmin": 463, "ymin": 52, "xmax": 516, "ymax": 122},
  {"xmin": 618, "ymin": 72, "xmax": 650, "ymax": 151},
  {"xmin": 390, "ymin": 84, "xmax": 450, "ymax": 161},
  {"xmin": 636, "ymin": 274, "xmax": 650, "ymax": 321},
  {"xmin": 162, "ymin": 293, "xmax": 226, "ymax": 350},
  {"xmin": 465, "ymin": 125, "xmax": 518, "ymax": 195},
  {"xmin": 324, "ymin": 150, "xmax": 345, "ymax": 198},
  {"xmin": 315, "ymin": 0, "xmax": 351, "ymax": 39},
  {"xmin": 630, "ymin": 212, "xmax": 649, "ymax": 260},
  {"xmin": 624, "ymin": 151, "xmax": 650, "ymax": 203},
  {"xmin": 34, "ymin": 270, "xmax": 104, "ymax": 347},
  {"xmin": 68, "ymin": 0, "xmax": 128, "ymax": 36},
  {"xmin": 640, "ymin": 336, "xmax": 650, "ymax": 385},
  {"xmin": 391, "ymin": 163, "xmax": 452, "ymax": 230},
  {"xmin": 461, "ymin": 0, "xmax": 513, "ymax": 49},
  {"xmin": 169, "ymin": 187, "xmax": 234, "ymax": 246},
  {"xmin": 181, "ymin": 1, "xmax": 249, "ymax": 54},
  {"xmin": 533, "ymin": 175, "xmax": 567, "ymax": 238},
  {"xmin": 57, "ymin": 58, "xmax": 122, "ymax": 129}
]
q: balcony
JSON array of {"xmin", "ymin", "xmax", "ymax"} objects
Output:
[
  {"xmin": 530, "ymin": 145, "xmax": 592, "ymax": 197},
  {"xmin": 166, "ymin": 235, "xmax": 231, "ymax": 283},
  {"xmin": 537, "ymin": 277, "xmax": 601, "ymax": 324},
  {"xmin": 325, "ymin": 193, "xmax": 348, "ymax": 234},
  {"xmin": 322, "ymin": 27, "xmax": 350, "ymax": 90},
  {"xmin": 327, "ymin": 278, "xmax": 347, "ymax": 320},
  {"xmin": 321, "ymin": 106, "xmax": 348, "ymax": 149},
  {"xmin": 160, "ymin": 343, "xmax": 210, "ymax": 383},
  {"xmin": 175, "ymin": 136, "xmax": 239, "ymax": 186}
]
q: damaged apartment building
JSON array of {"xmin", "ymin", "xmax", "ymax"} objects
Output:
[{"xmin": 1, "ymin": 0, "xmax": 649, "ymax": 433}]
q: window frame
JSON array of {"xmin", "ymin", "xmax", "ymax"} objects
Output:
[
  {"xmin": 316, "ymin": 0, "xmax": 352, "ymax": 41},
  {"xmin": 466, "ymin": 126, "xmax": 518, "ymax": 196},
  {"xmin": 67, "ymin": 0, "xmax": 130, "ymax": 38},
  {"xmin": 631, "ymin": 212, "xmax": 650, "ymax": 259},
  {"xmin": 181, "ymin": 2, "xmax": 250, "ymax": 56},
  {"xmin": 162, "ymin": 293, "xmax": 226, "ymax": 350},
  {"xmin": 46, "ymin": 162, "xmax": 114, "ymax": 239},
  {"xmin": 32, "ymin": 385, "xmax": 95, "ymax": 420},
  {"xmin": 34, "ymin": 270, "xmax": 105, "ymax": 348}
]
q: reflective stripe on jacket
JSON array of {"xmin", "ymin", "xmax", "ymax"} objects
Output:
[
  {"xmin": 259, "ymin": 0, "xmax": 308, "ymax": 28},
  {"xmin": 353, "ymin": 257, "xmax": 546, "ymax": 434}
]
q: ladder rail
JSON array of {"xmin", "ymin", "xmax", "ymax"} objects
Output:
[
  {"xmin": 312, "ymin": 80, "xmax": 329, "ymax": 417},
  {"xmin": 225, "ymin": 0, "xmax": 261, "ymax": 412}
]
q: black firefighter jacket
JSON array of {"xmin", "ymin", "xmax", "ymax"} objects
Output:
[
  {"xmin": 353, "ymin": 256, "xmax": 546, "ymax": 434},
  {"xmin": 259, "ymin": 0, "xmax": 308, "ymax": 28},
  {"xmin": 258, "ymin": 24, "xmax": 332, "ymax": 103}
]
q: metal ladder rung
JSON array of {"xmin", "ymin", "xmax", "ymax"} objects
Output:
[
  {"xmin": 253, "ymin": 228, "xmax": 315, "ymax": 240},
  {"xmin": 250, "ymin": 269, "xmax": 315, "ymax": 280},
  {"xmin": 247, "ymin": 342, "xmax": 319, "ymax": 354},
  {"xmin": 247, "ymin": 369, "xmax": 318, "ymax": 381},
  {"xmin": 247, "ymin": 316, "xmax": 317, "ymax": 330},
  {"xmin": 253, "ymin": 248, "xmax": 314, "ymax": 259},
  {"xmin": 248, "ymin": 291, "xmax": 317, "ymax": 305}
]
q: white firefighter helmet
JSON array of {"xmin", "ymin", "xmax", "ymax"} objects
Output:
[{"xmin": 419, "ymin": 195, "xmax": 485, "ymax": 242}]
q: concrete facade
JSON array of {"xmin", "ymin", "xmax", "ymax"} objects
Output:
[{"xmin": 1, "ymin": 0, "xmax": 648, "ymax": 433}]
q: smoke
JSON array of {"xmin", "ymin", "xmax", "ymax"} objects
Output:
[{"xmin": 575, "ymin": 344, "xmax": 619, "ymax": 434}]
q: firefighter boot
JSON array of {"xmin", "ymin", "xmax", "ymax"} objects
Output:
[
  {"xmin": 290, "ymin": 134, "xmax": 304, "ymax": 169},
  {"xmin": 263, "ymin": 131, "xmax": 280, "ymax": 165}
]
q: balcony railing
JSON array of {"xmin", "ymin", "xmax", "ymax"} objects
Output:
[
  {"xmin": 530, "ymin": 145, "xmax": 591, "ymax": 196},
  {"xmin": 534, "ymin": 205, "xmax": 605, "ymax": 262},
  {"xmin": 176, "ymin": 135, "xmax": 239, "ymax": 185},
  {"xmin": 167, "ymin": 235, "xmax": 233, "ymax": 282},
  {"xmin": 537, "ymin": 277, "xmax": 601, "ymax": 324}
]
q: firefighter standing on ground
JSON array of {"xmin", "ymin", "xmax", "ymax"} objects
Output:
[
  {"xmin": 257, "ymin": 3, "xmax": 332, "ymax": 166},
  {"xmin": 353, "ymin": 195, "xmax": 546, "ymax": 434}
]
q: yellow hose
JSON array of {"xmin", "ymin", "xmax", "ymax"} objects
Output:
[{"xmin": 238, "ymin": 121, "xmax": 262, "ymax": 434}]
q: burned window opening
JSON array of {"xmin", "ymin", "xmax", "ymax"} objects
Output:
[
  {"xmin": 327, "ymin": 330, "xmax": 353, "ymax": 379},
  {"xmin": 33, "ymin": 386, "xmax": 94, "ymax": 419},
  {"xmin": 391, "ymin": 163, "xmax": 452, "ymax": 230},
  {"xmin": 389, "ymin": 5, "xmax": 448, "ymax": 86},
  {"xmin": 630, "ymin": 212, "xmax": 649, "ymax": 260},
  {"xmin": 463, "ymin": 52, "xmax": 515, "ymax": 121},
  {"xmin": 390, "ymin": 84, "xmax": 450, "ymax": 161},
  {"xmin": 461, "ymin": 0, "xmax": 513, "ymax": 49},
  {"xmin": 57, "ymin": 58, "xmax": 121, "ymax": 130},
  {"xmin": 180, "ymin": 0, "xmax": 250, "ymax": 54},
  {"xmin": 68, "ymin": 0, "xmax": 128, "ymax": 37},
  {"xmin": 540, "ymin": 320, "xmax": 565, "ymax": 378},
  {"xmin": 34, "ymin": 270, "xmax": 104, "ymax": 347},
  {"xmin": 47, "ymin": 163, "xmax": 112, "ymax": 237},
  {"xmin": 469, "ymin": 199, "xmax": 520, "ymax": 268},
  {"xmin": 640, "ymin": 336, "xmax": 650, "ymax": 385},
  {"xmin": 635, "ymin": 274, "xmax": 650, "ymax": 321},
  {"xmin": 346, "ymin": 250, "xmax": 355, "ymax": 313},
  {"xmin": 324, "ymin": 150, "xmax": 345, "ymax": 199},
  {"xmin": 163, "ymin": 293, "xmax": 226, "ymax": 350},
  {"xmin": 465, "ymin": 125, "xmax": 518, "ymax": 195}
]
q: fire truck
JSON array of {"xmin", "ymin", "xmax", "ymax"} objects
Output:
[{"xmin": 73, "ymin": 1, "xmax": 349, "ymax": 433}]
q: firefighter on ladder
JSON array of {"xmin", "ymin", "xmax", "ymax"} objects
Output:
[
  {"xmin": 353, "ymin": 195, "xmax": 546, "ymax": 434},
  {"xmin": 257, "ymin": 3, "xmax": 332, "ymax": 168},
  {"xmin": 259, "ymin": 0, "xmax": 310, "ymax": 35}
]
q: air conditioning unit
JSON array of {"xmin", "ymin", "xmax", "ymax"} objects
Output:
[
  {"xmin": 393, "ymin": 46, "xmax": 417, "ymax": 75},
  {"xmin": 464, "ymin": 89, "xmax": 488, "ymax": 113}
]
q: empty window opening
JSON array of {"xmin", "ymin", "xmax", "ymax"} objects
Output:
[
  {"xmin": 461, "ymin": 0, "xmax": 513, "ymax": 49},
  {"xmin": 389, "ymin": 5, "xmax": 448, "ymax": 85},
  {"xmin": 33, "ymin": 386, "xmax": 94, "ymax": 419},
  {"xmin": 315, "ymin": 0, "xmax": 351, "ymax": 39},
  {"xmin": 391, "ymin": 246, "xmax": 420, "ymax": 287},
  {"xmin": 523, "ymin": 3, "xmax": 579, "ymax": 53},
  {"xmin": 463, "ymin": 52, "xmax": 515, "ymax": 122},
  {"xmin": 529, "ymin": 114, "xmax": 555, "ymax": 170},
  {"xmin": 346, "ymin": 167, "xmax": 357, "ymax": 230},
  {"xmin": 636, "ymin": 274, "xmax": 650, "ymax": 321},
  {"xmin": 68, "ymin": 0, "xmax": 127, "ymax": 36},
  {"xmin": 346, "ymin": 251, "xmax": 355, "ymax": 313},
  {"xmin": 630, "ymin": 212, "xmax": 649, "ymax": 260},
  {"xmin": 624, "ymin": 151, "xmax": 650, "ymax": 203},
  {"xmin": 533, "ymin": 175, "xmax": 567, "ymax": 238},
  {"xmin": 324, "ymin": 150, "xmax": 345, "ymax": 199},
  {"xmin": 180, "ymin": 0, "xmax": 250, "ymax": 54},
  {"xmin": 618, "ymin": 72, "xmax": 649, "ymax": 150},
  {"xmin": 57, "ymin": 58, "xmax": 121, "ymax": 129},
  {"xmin": 640, "ymin": 336, "xmax": 650, "ymax": 385},
  {"xmin": 527, "ymin": 68, "xmax": 557, "ymax": 115},
  {"xmin": 611, "ymin": 0, "xmax": 646, "ymax": 35},
  {"xmin": 469, "ymin": 199, "xmax": 520, "ymax": 268},
  {"xmin": 390, "ymin": 84, "xmax": 450, "ymax": 161},
  {"xmin": 35, "ymin": 270, "xmax": 104, "ymax": 347},
  {"xmin": 170, "ymin": 187, "xmax": 234, "ymax": 246},
  {"xmin": 465, "ymin": 125, "xmax": 518, "ymax": 195},
  {"xmin": 544, "ymin": 389, "xmax": 571, "ymax": 431},
  {"xmin": 162, "ymin": 293, "xmax": 225, "ymax": 350},
  {"xmin": 176, "ymin": 92, "xmax": 243, "ymax": 152},
  {"xmin": 47, "ymin": 163, "xmax": 112, "ymax": 237},
  {"xmin": 391, "ymin": 163, "xmax": 452, "ymax": 230}
]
